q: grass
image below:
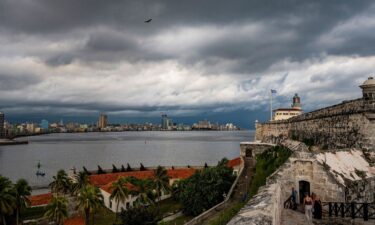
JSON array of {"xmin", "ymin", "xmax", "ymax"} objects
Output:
[
  {"xmin": 93, "ymin": 207, "xmax": 116, "ymax": 225},
  {"xmin": 207, "ymin": 202, "xmax": 244, "ymax": 225},
  {"xmin": 206, "ymin": 146, "xmax": 292, "ymax": 225},
  {"xmin": 158, "ymin": 198, "xmax": 182, "ymax": 217}
]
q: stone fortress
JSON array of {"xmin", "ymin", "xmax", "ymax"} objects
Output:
[{"xmin": 228, "ymin": 77, "xmax": 375, "ymax": 225}]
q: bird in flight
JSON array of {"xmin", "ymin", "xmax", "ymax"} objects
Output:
[{"xmin": 144, "ymin": 19, "xmax": 152, "ymax": 23}]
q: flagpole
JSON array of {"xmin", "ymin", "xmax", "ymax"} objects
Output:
[{"xmin": 270, "ymin": 90, "xmax": 272, "ymax": 121}]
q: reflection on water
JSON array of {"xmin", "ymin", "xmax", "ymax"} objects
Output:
[{"xmin": 0, "ymin": 131, "xmax": 253, "ymax": 186}]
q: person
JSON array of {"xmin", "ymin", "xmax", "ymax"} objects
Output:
[
  {"xmin": 313, "ymin": 195, "xmax": 322, "ymax": 219},
  {"xmin": 291, "ymin": 187, "xmax": 298, "ymax": 210},
  {"xmin": 303, "ymin": 193, "xmax": 313, "ymax": 224}
]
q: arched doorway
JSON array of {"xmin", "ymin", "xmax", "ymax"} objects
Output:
[{"xmin": 299, "ymin": 180, "xmax": 310, "ymax": 204}]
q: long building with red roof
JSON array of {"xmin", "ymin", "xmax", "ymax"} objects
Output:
[{"xmin": 89, "ymin": 168, "xmax": 197, "ymax": 212}]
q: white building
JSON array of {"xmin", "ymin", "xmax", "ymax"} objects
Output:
[{"xmin": 273, "ymin": 93, "xmax": 303, "ymax": 121}]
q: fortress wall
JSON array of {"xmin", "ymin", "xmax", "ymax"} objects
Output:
[{"xmin": 255, "ymin": 98, "xmax": 375, "ymax": 162}]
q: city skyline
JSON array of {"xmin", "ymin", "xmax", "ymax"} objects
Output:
[{"xmin": 1, "ymin": 1, "xmax": 375, "ymax": 128}]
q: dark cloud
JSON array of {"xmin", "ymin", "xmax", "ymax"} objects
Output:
[
  {"xmin": 0, "ymin": 0, "xmax": 375, "ymax": 127},
  {"xmin": 0, "ymin": 73, "xmax": 41, "ymax": 90}
]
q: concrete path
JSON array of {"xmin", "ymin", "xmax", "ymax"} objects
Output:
[{"xmin": 161, "ymin": 211, "xmax": 183, "ymax": 222}]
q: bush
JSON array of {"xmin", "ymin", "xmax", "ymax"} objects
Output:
[
  {"xmin": 120, "ymin": 207, "xmax": 157, "ymax": 225},
  {"xmin": 248, "ymin": 146, "xmax": 291, "ymax": 198}
]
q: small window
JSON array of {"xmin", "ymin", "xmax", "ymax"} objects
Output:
[
  {"xmin": 126, "ymin": 202, "xmax": 130, "ymax": 209},
  {"xmin": 109, "ymin": 201, "xmax": 112, "ymax": 208}
]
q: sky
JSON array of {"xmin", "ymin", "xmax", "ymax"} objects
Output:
[{"xmin": 1, "ymin": 0, "xmax": 375, "ymax": 128}]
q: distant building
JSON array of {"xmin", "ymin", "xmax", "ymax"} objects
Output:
[
  {"xmin": 98, "ymin": 114, "xmax": 108, "ymax": 129},
  {"xmin": 161, "ymin": 114, "xmax": 172, "ymax": 130},
  {"xmin": 194, "ymin": 119, "xmax": 211, "ymax": 130},
  {"xmin": 0, "ymin": 112, "xmax": 4, "ymax": 138},
  {"xmin": 26, "ymin": 123, "xmax": 37, "ymax": 133},
  {"xmin": 273, "ymin": 93, "xmax": 303, "ymax": 121},
  {"xmin": 40, "ymin": 119, "xmax": 49, "ymax": 131}
]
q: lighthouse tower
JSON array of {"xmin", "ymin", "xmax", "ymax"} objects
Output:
[
  {"xmin": 291, "ymin": 93, "xmax": 302, "ymax": 110},
  {"xmin": 360, "ymin": 77, "xmax": 375, "ymax": 110}
]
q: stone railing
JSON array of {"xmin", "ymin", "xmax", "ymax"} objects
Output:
[{"xmin": 184, "ymin": 164, "xmax": 245, "ymax": 225}]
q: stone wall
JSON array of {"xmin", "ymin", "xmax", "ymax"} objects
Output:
[
  {"xmin": 255, "ymin": 98, "xmax": 375, "ymax": 163},
  {"xmin": 345, "ymin": 177, "xmax": 375, "ymax": 203},
  {"xmin": 229, "ymin": 141, "xmax": 347, "ymax": 225}
]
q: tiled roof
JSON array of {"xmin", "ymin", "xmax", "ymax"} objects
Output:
[
  {"xmin": 28, "ymin": 193, "xmax": 52, "ymax": 207},
  {"xmin": 227, "ymin": 157, "xmax": 242, "ymax": 168},
  {"xmin": 89, "ymin": 168, "xmax": 197, "ymax": 194},
  {"xmin": 64, "ymin": 217, "xmax": 85, "ymax": 225}
]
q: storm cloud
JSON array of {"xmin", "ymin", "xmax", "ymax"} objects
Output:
[{"xmin": 0, "ymin": 0, "xmax": 375, "ymax": 127}]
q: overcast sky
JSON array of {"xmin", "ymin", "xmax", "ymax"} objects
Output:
[{"xmin": 1, "ymin": 0, "xmax": 374, "ymax": 127}]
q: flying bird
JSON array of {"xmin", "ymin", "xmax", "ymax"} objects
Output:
[{"xmin": 144, "ymin": 19, "xmax": 152, "ymax": 23}]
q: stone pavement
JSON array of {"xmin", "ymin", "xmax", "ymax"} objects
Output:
[{"xmin": 281, "ymin": 208, "xmax": 312, "ymax": 225}]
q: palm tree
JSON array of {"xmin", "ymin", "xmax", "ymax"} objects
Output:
[
  {"xmin": 14, "ymin": 179, "xmax": 31, "ymax": 225},
  {"xmin": 109, "ymin": 177, "xmax": 129, "ymax": 221},
  {"xmin": 44, "ymin": 196, "xmax": 68, "ymax": 225},
  {"xmin": 76, "ymin": 185, "xmax": 103, "ymax": 225},
  {"xmin": 49, "ymin": 170, "xmax": 71, "ymax": 196},
  {"xmin": 153, "ymin": 166, "xmax": 170, "ymax": 203},
  {"xmin": 0, "ymin": 176, "xmax": 15, "ymax": 225},
  {"xmin": 129, "ymin": 178, "xmax": 155, "ymax": 208},
  {"xmin": 72, "ymin": 171, "xmax": 90, "ymax": 196}
]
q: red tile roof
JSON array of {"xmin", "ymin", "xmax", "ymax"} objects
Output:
[
  {"xmin": 89, "ymin": 168, "xmax": 197, "ymax": 194},
  {"xmin": 28, "ymin": 193, "xmax": 52, "ymax": 207},
  {"xmin": 227, "ymin": 157, "xmax": 242, "ymax": 168},
  {"xmin": 64, "ymin": 217, "xmax": 85, "ymax": 225}
]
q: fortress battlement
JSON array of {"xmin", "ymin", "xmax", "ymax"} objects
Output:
[{"xmin": 255, "ymin": 77, "xmax": 375, "ymax": 163}]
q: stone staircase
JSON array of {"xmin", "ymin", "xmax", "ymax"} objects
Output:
[{"xmin": 233, "ymin": 158, "xmax": 255, "ymax": 201}]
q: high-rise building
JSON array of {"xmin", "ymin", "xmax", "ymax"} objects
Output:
[
  {"xmin": 40, "ymin": 119, "xmax": 49, "ymax": 131},
  {"xmin": 98, "ymin": 114, "xmax": 108, "ymax": 129},
  {"xmin": 0, "ymin": 112, "xmax": 4, "ymax": 138},
  {"xmin": 161, "ymin": 114, "xmax": 172, "ymax": 130}
]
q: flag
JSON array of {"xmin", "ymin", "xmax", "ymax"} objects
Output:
[{"xmin": 271, "ymin": 89, "xmax": 277, "ymax": 94}]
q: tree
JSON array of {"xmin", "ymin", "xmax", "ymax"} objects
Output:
[
  {"xmin": 44, "ymin": 196, "xmax": 68, "ymax": 225},
  {"xmin": 76, "ymin": 185, "xmax": 104, "ymax": 225},
  {"xmin": 176, "ymin": 158, "xmax": 235, "ymax": 216},
  {"xmin": 109, "ymin": 177, "xmax": 130, "ymax": 222},
  {"xmin": 49, "ymin": 170, "xmax": 71, "ymax": 196},
  {"xmin": 153, "ymin": 166, "xmax": 170, "ymax": 203},
  {"xmin": 120, "ymin": 165, "xmax": 126, "ymax": 172},
  {"xmin": 14, "ymin": 179, "xmax": 31, "ymax": 225},
  {"xmin": 72, "ymin": 171, "xmax": 90, "ymax": 196},
  {"xmin": 0, "ymin": 176, "xmax": 15, "ymax": 225},
  {"xmin": 128, "ymin": 178, "xmax": 155, "ymax": 207}
]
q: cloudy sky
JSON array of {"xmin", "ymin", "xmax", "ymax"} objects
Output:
[{"xmin": 1, "ymin": 0, "xmax": 374, "ymax": 128}]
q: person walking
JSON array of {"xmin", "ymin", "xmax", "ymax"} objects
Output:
[{"xmin": 303, "ymin": 193, "xmax": 313, "ymax": 224}]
